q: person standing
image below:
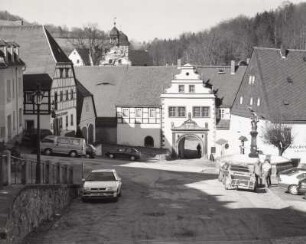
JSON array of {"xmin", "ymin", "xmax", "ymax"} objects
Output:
[
  {"xmin": 262, "ymin": 159, "xmax": 272, "ymax": 188},
  {"xmin": 254, "ymin": 160, "xmax": 262, "ymax": 187},
  {"xmin": 197, "ymin": 144, "xmax": 201, "ymax": 158}
]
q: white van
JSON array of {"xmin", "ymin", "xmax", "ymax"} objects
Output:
[{"xmin": 40, "ymin": 135, "xmax": 86, "ymax": 157}]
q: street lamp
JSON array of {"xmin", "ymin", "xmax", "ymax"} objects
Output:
[{"xmin": 34, "ymin": 84, "xmax": 45, "ymax": 184}]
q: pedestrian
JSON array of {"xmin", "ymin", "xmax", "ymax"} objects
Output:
[
  {"xmin": 196, "ymin": 144, "xmax": 201, "ymax": 157},
  {"xmin": 254, "ymin": 159, "xmax": 262, "ymax": 187},
  {"xmin": 262, "ymin": 159, "xmax": 272, "ymax": 188}
]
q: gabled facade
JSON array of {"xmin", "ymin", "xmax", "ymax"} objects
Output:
[
  {"xmin": 69, "ymin": 48, "xmax": 92, "ymax": 66},
  {"xmin": 231, "ymin": 47, "xmax": 306, "ymax": 160},
  {"xmin": 0, "ymin": 25, "xmax": 77, "ymax": 136},
  {"xmin": 75, "ymin": 79, "xmax": 96, "ymax": 144},
  {"xmin": 0, "ymin": 40, "xmax": 25, "ymax": 143}
]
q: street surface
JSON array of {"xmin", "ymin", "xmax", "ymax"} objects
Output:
[{"xmin": 23, "ymin": 156, "xmax": 306, "ymax": 244}]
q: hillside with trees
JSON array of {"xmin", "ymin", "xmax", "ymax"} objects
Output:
[{"xmin": 146, "ymin": 2, "xmax": 306, "ymax": 65}]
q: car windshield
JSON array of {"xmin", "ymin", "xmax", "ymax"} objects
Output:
[{"xmin": 86, "ymin": 172, "xmax": 116, "ymax": 181}]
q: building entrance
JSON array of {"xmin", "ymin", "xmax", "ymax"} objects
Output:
[{"xmin": 177, "ymin": 134, "xmax": 203, "ymax": 159}]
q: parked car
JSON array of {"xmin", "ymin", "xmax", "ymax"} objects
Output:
[
  {"xmin": 278, "ymin": 168, "xmax": 306, "ymax": 195},
  {"xmin": 40, "ymin": 135, "xmax": 86, "ymax": 157},
  {"xmin": 219, "ymin": 162, "xmax": 256, "ymax": 191},
  {"xmin": 297, "ymin": 178, "xmax": 306, "ymax": 195},
  {"xmin": 86, "ymin": 144, "xmax": 96, "ymax": 158},
  {"xmin": 105, "ymin": 147, "xmax": 141, "ymax": 161},
  {"xmin": 22, "ymin": 129, "xmax": 52, "ymax": 146},
  {"xmin": 81, "ymin": 169, "xmax": 122, "ymax": 202}
]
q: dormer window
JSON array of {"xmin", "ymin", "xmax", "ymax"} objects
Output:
[
  {"xmin": 179, "ymin": 85, "xmax": 185, "ymax": 93},
  {"xmin": 240, "ymin": 96, "xmax": 243, "ymax": 104},
  {"xmin": 248, "ymin": 75, "xmax": 255, "ymax": 85}
]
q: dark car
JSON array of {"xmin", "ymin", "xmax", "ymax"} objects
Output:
[
  {"xmin": 297, "ymin": 178, "xmax": 306, "ymax": 195},
  {"xmin": 22, "ymin": 129, "xmax": 52, "ymax": 146},
  {"xmin": 86, "ymin": 144, "xmax": 96, "ymax": 158},
  {"xmin": 105, "ymin": 147, "xmax": 141, "ymax": 161}
]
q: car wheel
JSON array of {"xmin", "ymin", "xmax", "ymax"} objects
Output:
[
  {"xmin": 109, "ymin": 154, "xmax": 114, "ymax": 159},
  {"xmin": 44, "ymin": 148, "xmax": 52, "ymax": 156},
  {"xmin": 288, "ymin": 185, "xmax": 299, "ymax": 195},
  {"xmin": 69, "ymin": 151, "xmax": 77, "ymax": 157},
  {"xmin": 130, "ymin": 156, "xmax": 136, "ymax": 161}
]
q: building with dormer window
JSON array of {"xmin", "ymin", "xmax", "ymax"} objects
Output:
[{"xmin": 0, "ymin": 25, "xmax": 78, "ymax": 136}]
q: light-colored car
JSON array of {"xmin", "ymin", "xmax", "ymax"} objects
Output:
[
  {"xmin": 278, "ymin": 168, "xmax": 306, "ymax": 195},
  {"xmin": 81, "ymin": 169, "xmax": 122, "ymax": 202},
  {"xmin": 40, "ymin": 135, "xmax": 86, "ymax": 157}
]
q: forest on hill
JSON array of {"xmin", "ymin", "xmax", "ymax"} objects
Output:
[
  {"xmin": 146, "ymin": 2, "xmax": 306, "ymax": 66},
  {"xmin": 1, "ymin": 1, "xmax": 306, "ymax": 66}
]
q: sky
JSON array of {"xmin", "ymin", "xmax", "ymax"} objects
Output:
[{"xmin": 0, "ymin": 0, "xmax": 306, "ymax": 42}]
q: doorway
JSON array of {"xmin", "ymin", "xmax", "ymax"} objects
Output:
[{"xmin": 177, "ymin": 134, "xmax": 203, "ymax": 159}]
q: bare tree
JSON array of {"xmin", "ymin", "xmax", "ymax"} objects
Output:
[
  {"xmin": 263, "ymin": 122, "xmax": 293, "ymax": 156},
  {"xmin": 69, "ymin": 23, "xmax": 109, "ymax": 65}
]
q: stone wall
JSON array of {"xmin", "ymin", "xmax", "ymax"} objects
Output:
[{"xmin": 0, "ymin": 185, "xmax": 78, "ymax": 244}]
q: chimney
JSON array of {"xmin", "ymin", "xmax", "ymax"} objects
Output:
[
  {"xmin": 230, "ymin": 60, "xmax": 235, "ymax": 75},
  {"xmin": 177, "ymin": 59, "xmax": 181, "ymax": 68},
  {"xmin": 280, "ymin": 45, "xmax": 289, "ymax": 58},
  {"xmin": 3, "ymin": 46, "xmax": 8, "ymax": 63}
]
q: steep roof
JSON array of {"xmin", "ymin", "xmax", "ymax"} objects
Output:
[
  {"xmin": 75, "ymin": 48, "xmax": 91, "ymax": 65},
  {"xmin": 75, "ymin": 65, "xmax": 245, "ymax": 118},
  {"xmin": 0, "ymin": 25, "xmax": 71, "ymax": 76},
  {"xmin": 232, "ymin": 47, "xmax": 306, "ymax": 122},
  {"xmin": 129, "ymin": 50, "xmax": 153, "ymax": 66}
]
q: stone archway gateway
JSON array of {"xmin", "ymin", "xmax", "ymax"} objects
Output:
[
  {"xmin": 177, "ymin": 134, "xmax": 205, "ymax": 159},
  {"xmin": 171, "ymin": 116, "xmax": 208, "ymax": 159}
]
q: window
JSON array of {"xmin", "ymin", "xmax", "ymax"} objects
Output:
[
  {"xmin": 7, "ymin": 80, "xmax": 11, "ymax": 102},
  {"xmin": 178, "ymin": 85, "xmax": 185, "ymax": 93},
  {"xmin": 193, "ymin": 106, "xmax": 210, "ymax": 118},
  {"xmin": 59, "ymin": 117, "xmax": 63, "ymax": 129},
  {"xmin": 249, "ymin": 75, "xmax": 255, "ymax": 85},
  {"xmin": 26, "ymin": 92, "xmax": 34, "ymax": 103},
  {"xmin": 136, "ymin": 108, "xmax": 142, "ymax": 117},
  {"xmin": 122, "ymin": 108, "xmax": 129, "ymax": 117},
  {"xmin": 66, "ymin": 90, "xmax": 69, "ymax": 100},
  {"xmin": 220, "ymin": 109, "xmax": 225, "ymax": 119},
  {"xmin": 0, "ymin": 127, "xmax": 5, "ymax": 138},
  {"xmin": 70, "ymin": 114, "xmax": 74, "ymax": 126},
  {"xmin": 76, "ymin": 59, "xmax": 80, "ymax": 64},
  {"xmin": 257, "ymin": 98, "xmax": 261, "ymax": 106},
  {"xmin": 250, "ymin": 97, "xmax": 253, "ymax": 106},
  {"xmin": 169, "ymin": 107, "xmax": 176, "ymax": 117},
  {"xmin": 149, "ymin": 108, "xmax": 156, "ymax": 117},
  {"xmin": 12, "ymin": 79, "xmax": 15, "ymax": 99},
  {"xmin": 189, "ymin": 85, "xmax": 195, "ymax": 93},
  {"xmin": 65, "ymin": 68, "xmax": 69, "ymax": 78},
  {"xmin": 60, "ymin": 91, "xmax": 63, "ymax": 102},
  {"xmin": 66, "ymin": 115, "xmax": 68, "ymax": 128},
  {"xmin": 13, "ymin": 111, "xmax": 16, "ymax": 130},
  {"xmin": 59, "ymin": 68, "xmax": 64, "ymax": 78},
  {"xmin": 71, "ymin": 89, "xmax": 74, "ymax": 99},
  {"xmin": 19, "ymin": 108, "xmax": 22, "ymax": 126},
  {"xmin": 178, "ymin": 107, "xmax": 186, "ymax": 117},
  {"xmin": 54, "ymin": 92, "xmax": 58, "ymax": 109},
  {"xmin": 240, "ymin": 96, "xmax": 243, "ymax": 104}
]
